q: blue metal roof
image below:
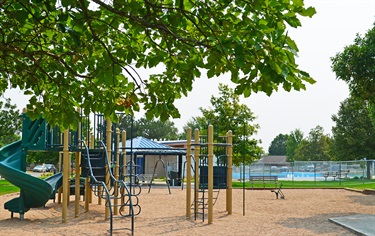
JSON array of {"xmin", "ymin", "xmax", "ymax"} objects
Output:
[
  {"xmin": 126, "ymin": 136, "xmax": 171, "ymax": 149},
  {"xmin": 123, "ymin": 136, "xmax": 186, "ymax": 155}
]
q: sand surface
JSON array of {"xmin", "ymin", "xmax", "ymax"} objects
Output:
[{"xmin": 0, "ymin": 187, "xmax": 374, "ymax": 236}]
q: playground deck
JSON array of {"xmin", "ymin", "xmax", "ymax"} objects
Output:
[{"xmin": 0, "ymin": 188, "xmax": 374, "ymax": 236}]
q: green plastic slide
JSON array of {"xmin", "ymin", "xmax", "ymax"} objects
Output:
[{"xmin": 0, "ymin": 141, "xmax": 61, "ymax": 217}]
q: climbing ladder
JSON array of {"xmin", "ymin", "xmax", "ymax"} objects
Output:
[
  {"xmin": 193, "ymin": 154, "xmax": 227, "ymax": 221},
  {"xmin": 191, "ymin": 132, "xmax": 229, "ymax": 222},
  {"xmin": 80, "ymin": 140, "xmax": 140, "ymax": 235},
  {"xmin": 193, "ymin": 187, "xmax": 221, "ymax": 221}
]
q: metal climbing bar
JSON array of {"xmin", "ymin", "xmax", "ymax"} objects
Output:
[{"xmin": 186, "ymin": 125, "xmax": 233, "ymax": 224}]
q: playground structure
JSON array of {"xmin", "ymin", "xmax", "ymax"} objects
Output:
[
  {"xmin": 0, "ymin": 112, "xmax": 141, "ymax": 235},
  {"xmin": 185, "ymin": 125, "xmax": 233, "ymax": 223},
  {"xmin": 120, "ymin": 136, "xmax": 186, "ymax": 194},
  {"xmin": 0, "ymin": 111, "xmax": 234, "ymax": 234}
]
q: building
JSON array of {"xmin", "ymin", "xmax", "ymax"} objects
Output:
[{"xmin": 122, "ymin": 137, "xmax": 186, "ymax": 178}]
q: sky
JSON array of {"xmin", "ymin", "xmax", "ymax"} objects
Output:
[
  {"xmin": 172, "ymin": 0, "xmax": 375, "ymax": 151},
  {"xmin": 4, "ymin": 0, "xmax": 375, "ymax": 152}
]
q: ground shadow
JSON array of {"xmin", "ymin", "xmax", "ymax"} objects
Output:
[
  {"xmin": 347, "ymin": 194, "xmax": 375, "ymax": 206},
  {"xmin": 278, "ymin": 212, "xmax": 360, "ymax": 235}
]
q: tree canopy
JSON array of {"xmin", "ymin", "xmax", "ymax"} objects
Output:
[
  {"xmin": 116, "ymin": 114, "xmax": 178, "ymax": 140},
  {"xmin": 331, "ymin": 22, "xmax": 375, "ymax": 104},
  {"xmin": 181, "ymin": 84, "xmax": 263, "ymax": 165},
  {"xmin": 268, "ymin": 133, "xmax": 288, "ymax": 155},
  {"xmin": 331, "ymin": 96, "xmax": 375, "ymax": 161},
  {"xmin": 285, "ymin": 128, "xmax": 303, "ymax": 162},
  {"xmin": 294, "ymin": 126, "xmax": 332, "ymax": 161},
  {"xmin": 0, "ymin": 98, "xmax": 21, "ymax": 146},
  {"xmin": 330, "ymin": 22, "xmax": 375, "ymax": 161},
  {"xmin": 0, "ymin": 0, "xmax": 315, "ymax": 129}
]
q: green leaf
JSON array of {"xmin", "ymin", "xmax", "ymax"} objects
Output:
[
  {"xmin": 56, "ymin": 23, "xmax": 66, "ymax": 33},
  {"xmin": 58, "ymin": 13, "xmax": 69, "ymax": 22},
  {"xmin": 14, "ymin": 10, "xmax": 29, "ymax": 23},
  {"xmin": 0, "ymin": 0, "xmax": 317, "ymax": 129},
  {"xmin": 302, "ymin": 75, "xmax": 316, "ymax": 84},
  {"xmin": 68, "ymin": 30, "xmax": 81, "ymax": 46},
  {"xmin": 234, "ymin": 57, "xmax": 244, "ymax": 68},
  {"xmin": 269, "ymin": 60, "xmax": 282, "ymax": 75},
  {"xmin": 299, "ymin": 7, "xmax": 317, "ymax": 18},
  {"xmin": 61, "ymin": 0, "xmax": 73, "ymax": 7},
  {"xmin": 207, "ymin": 67, "xmax": 215, "ymax": 78}
]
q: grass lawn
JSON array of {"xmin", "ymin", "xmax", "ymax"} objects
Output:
[
  {"xmin": 1, "ymin": 178, "xmax": 374, "ymax": 196},
  {"xmin": 232, "ymin": 178, "xmax": 375, "ymax": 190},
  {"xmin": 0, "ymin": 179, "xmax": 19, "ymax": 196}
]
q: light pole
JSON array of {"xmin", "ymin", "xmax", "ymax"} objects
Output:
[{"xmin": 228, "ymin": 118, "xmax": 246, "ymax": 216}]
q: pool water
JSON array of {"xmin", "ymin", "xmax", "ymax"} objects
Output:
[{"xmin": 232, "ymin": 172, "xmax": 323, "ymax": 179}]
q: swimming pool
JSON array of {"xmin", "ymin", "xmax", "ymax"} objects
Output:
[{"xmin": 232, "ymin": 172, "xmax": 323, "ymax": 179}]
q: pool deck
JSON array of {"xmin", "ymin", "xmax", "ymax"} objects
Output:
[{"xmin": 329, "ymin": 214, "xmax": 375, "ymax": 236}]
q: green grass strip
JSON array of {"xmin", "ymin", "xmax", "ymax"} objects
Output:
[
  {"xmin": 0, "ymin": 179, "xmax": 20, "ymax": 196},
  {"xmin": 233, "ymin": 179, "xmax": 375, "ymax": 190}
]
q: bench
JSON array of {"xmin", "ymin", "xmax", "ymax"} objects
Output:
[
  {"xmin": 271, "ymin": 183, "xmax": 285, "ymax": 199},
  {"xmin": 324, "ymin": 170, "xmax": 350, "ymax": 181},
  {"xmin": 323, "ymin": 171, "xmax": 338, "ymax": 181},
  {"xmin": 338, "ymin": 170, "xmax": 350, "ymax": 179},
  {"xmin": 249, "ymin": 176, "xmax": 278, "ymax": 189}
]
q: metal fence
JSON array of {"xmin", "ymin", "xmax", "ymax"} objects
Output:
[{"xmin": 232, "ymin": 160, "xmax": 375, "ymax": 181}]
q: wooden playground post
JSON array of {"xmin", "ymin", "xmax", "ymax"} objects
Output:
[
  {"xmin": 89, "ymin": 134, "xmax": 96, "ymax": 205},
  {"xmin": 185, "ymin": 128, "xmax": 192, "ymax": 219},
  {"xmin": 194, "ymin": 129, "xmax": 200, "ymax": 216},
  {"xmin": 58, "ymin": 157, "xmax": 63, "ymax": 203},
  {"xmin": 85, "ymin": 134, "xmax": 95, "ymax": 211},
  {"xmin": 58, "ymin": 134, "xmax": 63, "ymax": 204},
  {"xmin": 98, "ymin": 132, "xmax": 103, "ymax": 206},
  {"xmin": 114, "ymin": 128, "xmax": 120, "ymax": 215},
  {"xmin": 226, "ymin": 130, "xmax": 233, "ymax": 214},
  {"xmin": 74, "ymin": 151, "xmax": 81, "ymax": 216},
  {"xmin": 62, "ymin": 129, "xmax": 70, "ymax": 223},
  {"xmin": 207, "ymin": 125, "xmax": 213, "ymax": 224},
  {"xmin": 105, "ymin": 119, "xmax": 111, "ymax": 220},
  {"xmin": 75, "ymin": 111, "xmax": 81, "ymax": 217}
]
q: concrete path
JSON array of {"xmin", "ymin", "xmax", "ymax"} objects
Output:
[{"xmin": 330, "ymin": 214, "xmax": 375, "ymax": 236}]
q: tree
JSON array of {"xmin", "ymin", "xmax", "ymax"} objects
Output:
[
  {"xmin": 182, "ymin": 84, "xmax": 263, "ymax": 165},
  {"xmin": 331, "ymin": 96, "xmax": 375, "ymax": 161},
  {"xmin": 294, "ymin": 126, "xmax": 332, "ymax": 161},
  {"xmin": 0, "ymin": 98, "xmax": 61, "ymax": 165},
  {"xmin": 116, "ymin": 114, "xmax": 178, "ymax": 140},
  {"xmin": 285, "ymin": 129, "xmax": 304, "ymax": 162},
  {"xmin": 137, "ymin": 117, "xmax": 178, "ymax": 140},
  {"xmin": 0, "ymin": 1, "xmax": 316, "ymax": 129},
  {"xmin": 0, "ymin": 98, "xmax": 22, "ymax": 146},
  {"xmin": 331, "ymin": 22, "xmax": 375, "ymax": 132},
  {"xmin": 331, "ymin": 22, "xmax": 375, "ymax": 104},
  {"xmin": 116, "ymin": 114, "xmax": 141, "ymax": 139},
  {"xmin": 179, "ymin": 116, "xmax": 206, "ymax": 139},
  {"xmin": 26, "ymin": 151, "xmax": 59, "ymax": 166},
  {"xmin": 268, "ymin": 133, "xmax": 288, "ymax": 155}
]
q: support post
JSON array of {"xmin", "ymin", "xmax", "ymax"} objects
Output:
[
  {"xmin": 121, "ymin": 130, "xmax": 126, "ymax": 206},
  {"xmin": 105, "ymin": 119, "xmax": 111, "ymax": 220},
  {"xmin": 207, "ymin": 125, "xmax": 213, "ymax": 224},
  {"xmin": 85, "ymin": 134, "xmax": 94, "ymax": 211},
  {"xmin": 186, "ymin": 128, "xmax": 192, "ymax": 219},
  {"xmin": 114, "ymin": 128, "xmax": 120, "ymax": 215},
  {"xmin": 62, "ymin": 129, "xmax": 70, "ymax": 223},
  {"xmin": 75, "ymin": 110, "xmax": 81, "ymax": 217},
  {"xmin": 226, "ymin": 130, "xmax": 233, "ymax": 214},
  {"xmin": 194, "ymin": 129, "xmax": 200, "ymax": 217},
  {"xmin": 75, "ymin": 149, "xmax": 81, "ymax": 216},
  {"xmin": 58, "ymin": 134, "xmax": 63, "ymax": 204}
]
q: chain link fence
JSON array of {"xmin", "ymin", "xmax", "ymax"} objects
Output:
[{"xmin": 232, "ymin": 160, "xmax": 375, "ymax": 181}]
